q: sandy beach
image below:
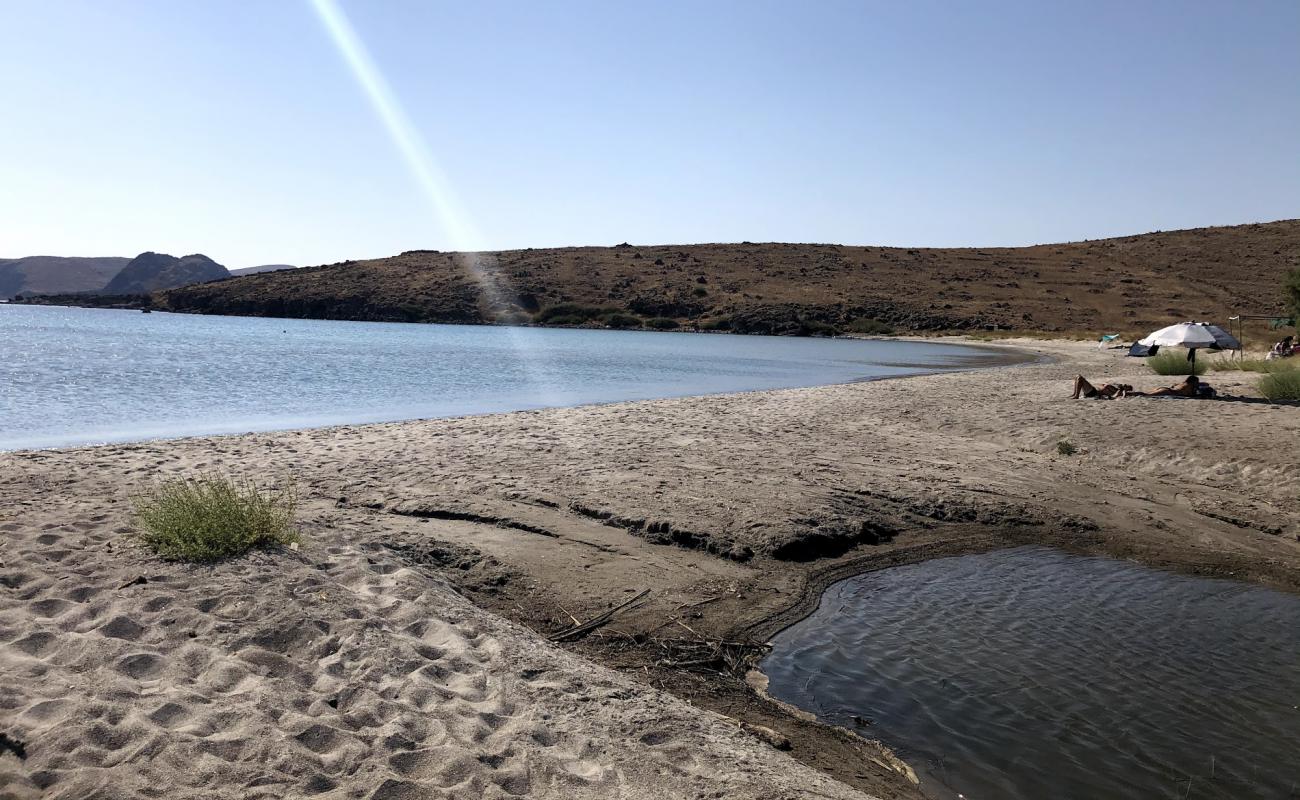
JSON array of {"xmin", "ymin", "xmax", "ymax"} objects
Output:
[{"xmin": 2, "ymin": 338, "xmax": 1298, "ymax": 800}]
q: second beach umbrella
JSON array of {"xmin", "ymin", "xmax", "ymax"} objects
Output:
[{"xmin": 1138, "ymin": 322, "xmax": 1242, "ymax": 369}]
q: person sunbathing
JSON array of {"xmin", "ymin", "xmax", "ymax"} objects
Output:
[
  {"xmin": 1125, "ymin": 375, "xmax": 1207, "ymax": 398},
  {"xmin": 1071, "ymin": 375, "xmax": 1133, "ymax": 399}
]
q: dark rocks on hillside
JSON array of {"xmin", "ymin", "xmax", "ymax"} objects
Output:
[
  {"xmin": 11, "ymin": 292, "xmax": 153, "ymax": 309},
  {"xmin": 163, "ymin": 280, "xmax": 484, "ymax": 325},
  {"xmin": 727, "ymin": 305, "xmax": 839, "ymax": 336},
  {"xmin": 626, "ymin": 295, "xmax": 708, "ymax": 319},
  {"xmin": 725, "ymin": 303, "xmax": 1015, "ymax": 336},
  {"xmin": 103, "ymin": 252, "xmax": 229, "ymax": 294}
]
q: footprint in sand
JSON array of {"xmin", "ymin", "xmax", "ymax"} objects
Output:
[
  {"xmin": 112, "ymin": 652, "xmax": 164, "ymax": 680},
  {"xmin": 97, "ymin": 616, "xmax": 146, "ymax": 641}
]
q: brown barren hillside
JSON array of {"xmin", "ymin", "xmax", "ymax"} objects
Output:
[{"xmin": 156, "ymin": 220, "xmax": 1299, "ymax": 335}]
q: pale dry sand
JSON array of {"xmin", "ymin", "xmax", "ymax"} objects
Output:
[
  {"xmin": 2, "ymin": 339, "xmax": 1298, "ymax": 800},
  {"xmin": 0, "ymin": 510, "xmax": 866, "ymax": 799}
]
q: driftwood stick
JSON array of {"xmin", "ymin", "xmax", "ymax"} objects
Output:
[
  {"xmin": 688, "ymin": 595, "xmax": 723, "ymax": 608},
  {"xmin": 657, "ymin": 657, "xmax": 722, "ymax": 669},
  {"xmin": 556, "ymin": 604, "xmax": 582, "ymax": 626},
  {"xmin": 669, "ymin": 594, "xmax": 722, "ymax": 612},
  {"xmin": 549, "ymin": 589, "xmax": 651, "ymax": 642}
]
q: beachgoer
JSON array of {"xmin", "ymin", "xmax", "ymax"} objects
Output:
[
  {"xmin": 1071, "ymin": 375, "xmax": 1132, "ymax": 399},
  {"xmin": 1268, "ymin": 335, "xmax": 1294, "ymax": 360},
  {"xmin": 1125, "ymin": 375, "xmax": 1204, "ymax": 398}
]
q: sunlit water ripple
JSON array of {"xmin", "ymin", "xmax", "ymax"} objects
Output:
[{"xmin": 761, "ymin": 546, "xmax": 1300, "ymax": 800}]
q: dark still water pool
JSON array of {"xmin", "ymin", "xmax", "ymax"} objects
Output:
[
  {"xmin": 0, "ymin": 304, "xmax": 1012, "ymax": 450},
  {"xmin": 761, "ymin": 547, "xmax": 1300, "ymax": 800}
]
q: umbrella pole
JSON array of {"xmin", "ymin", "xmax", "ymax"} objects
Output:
[{"xmin": 1190, "ymin": 348, "xmax": 1196, "ymax": 373}]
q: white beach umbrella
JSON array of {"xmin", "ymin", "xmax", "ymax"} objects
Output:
[
  {"xmin": 1138, "ymin": 322, "xmax": 1241, "ymax": 368},
  {"xmin": 1201, "ymin": 324, "xmax": 1243, "ymax": 351}
]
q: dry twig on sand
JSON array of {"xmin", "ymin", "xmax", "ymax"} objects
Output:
[
  {"xmin": 549, "ymin": 589, "xmax": 651, "ymax": 642},
  {"xmin": 653, "ymin": 636, "xmax": 771, "ymax": 674}
]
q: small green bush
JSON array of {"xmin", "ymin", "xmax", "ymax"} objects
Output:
[
  {"xmin": 534, "ymin": 303, "xmax": 617, "ymax": 323},
  {"xmin": 1146, "ymin": 351, "xmax": 1207, "ymax": 376},
  {"xmin": 798, "ymin": 320, "xmax": 838, "ymax": 337},
  {"xmin": 603, "ymin": 312, "xmax": 642, "ymax": 329},
  {"xmin": 645, "ymin": 317, "xmax": 680, "ymax": 330},
  {"xmin": 1255, "ymin": 359, "xmax": 1299, "ymax": 373},
  {"xmin": 1056, "ymin": 441, "xmax": 1078, "ymax": 456},
  {"xmin": 845, "ymin": 317, "xmax": 895, "ymax": 335},
  {"xmin": 692, "ymin": 286, "xmax": 708, "ymax": 297},
  {"xmin": 699, "ymin": 317, "xmax": 731, "ymax": 331},
  {"xmin": 1259, "ymin": 370, "xmax": 1300, "ymax": 401},
  {"xmin": 132, "ymin": 475, "xmax": 298, "ymax": 562},
  {"xmin": 1208, "ymin": 358, "xmax": 1299, "ymax": 374},
  {"xmin": 543, "ymin": 314, "xmax": 586, "ymax": 326}
]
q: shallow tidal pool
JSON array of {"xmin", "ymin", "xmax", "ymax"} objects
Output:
[{"xmin": 761, "ymin": 546, "xmax": 1300, "ymax": 800}]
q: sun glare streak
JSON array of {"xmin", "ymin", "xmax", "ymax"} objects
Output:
[
  {"xmin": 308, "ymin": 0, "xmax": 482, "ymax": 252},
  {"xmin": 308, "ymin": 0, "xmax": 579, "ymax": 415}
]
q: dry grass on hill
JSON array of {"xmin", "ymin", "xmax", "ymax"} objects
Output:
[{"xmin": 156, "ymin": 220, "xmax": 1299, "ymax": 335}]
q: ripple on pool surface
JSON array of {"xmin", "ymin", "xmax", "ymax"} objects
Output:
[{"xmin": 761, "ymin": 546, "xmax": 1300, "ymax": 800}]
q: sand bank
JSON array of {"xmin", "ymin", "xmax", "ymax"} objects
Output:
[{"xmin": 2, "ymin": 339, "xmax": 1297, "ymax": 799}]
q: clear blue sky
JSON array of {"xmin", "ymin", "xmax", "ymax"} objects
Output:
[{"xmin": 2, "ymin": 0, "xmax": 1297, "ymax": 269}]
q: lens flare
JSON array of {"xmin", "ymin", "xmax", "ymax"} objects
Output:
[
  {"xmin": 308, "ymin": 0, "xmax": 481, "ymax": 252},
  {"xmin": 307, "ymin": 0, "xmax": 574, "ymax": 412}
]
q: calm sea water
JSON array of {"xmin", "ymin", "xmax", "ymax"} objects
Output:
[
  {"xmin": 0, "ymin": 304, "xmax": 1011, "ymax": 451},
  {"xmin": 761, "ymin": 547, "xmax": 1300, "ymax": 800}
]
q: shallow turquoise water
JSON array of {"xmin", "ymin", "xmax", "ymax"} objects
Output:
[
  {"xmin": 0, "ymin": 304, "xmax": 1010, "ymax": 450},
  {"xmin": 761, "ymin": 546, "xmax": 1300, "ymax": 800}
]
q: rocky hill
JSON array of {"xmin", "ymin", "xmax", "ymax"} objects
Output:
[
  {"xmin": 153, "ymin": 221, "xmax": 1299, "ymax": 335},
  {"xmin": 103, "ymin": 252, "xmax": 229, "ymax": 294},
  {"xmin": 0, "ymin": 256, "xmax": 129, "ymax": 297},
  {"xmin": 229, "ymin": 263, "xmax": 296, "ymax": 277}
]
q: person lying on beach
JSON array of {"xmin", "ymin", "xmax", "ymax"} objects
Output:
[
  {"xmin": 1124, "ymin": 375, "xmax": 1213, "ymax": 398},
  {"xmin": 1071, "ymin": 375, "xmax": 1133, "ymax": 399}
]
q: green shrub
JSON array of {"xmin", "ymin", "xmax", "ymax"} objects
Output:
[
  {"xmin": 1206, "ymin": 358, "xmax": 1241, "ymax": 372},
  {"xmin": 845, "ymin": 317, "xmax": 895, "ymax": 335},
  {"xmin": 603, "ymin": 312, "xmax": 642, "ymax": 329},
  {"xmin": 1208, "ymin": 358, "xmax": 1299, "ymax": 374},
  {"xmin": 543, "ymin": 314, "xmax": 586, "ymax": 326},
  {"xmin": 535, "ymin": 303, "xmax": 617, "ymax": 323},
  {"xmin": 1259, "ymin": 370, "xmax": 1300, "ymax": 401},
  {"xmin": 798, "ymin": 319, "xmax": 838, "ymax": 337},
  {"xmin": 1056, "ymin": 441, "xmax": 1077, "ymax": 456},
  {"xmin": 132, "ymin": 475, "xmax": 298, "ymax": 562},
  {"xmin": 1146, "ymin": 351, "xmax": 1207, "ymax": 376},
  {"xmin": 692, "ymin": 286, "xmax": 708, "ymax": 297},
  {"xmin": 645, "ymin": 317, "xmax": 680, "ymax": 330},
  {"xmin": 700, "ymin": 317, "xmax": 731, "ymax": 331}
]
